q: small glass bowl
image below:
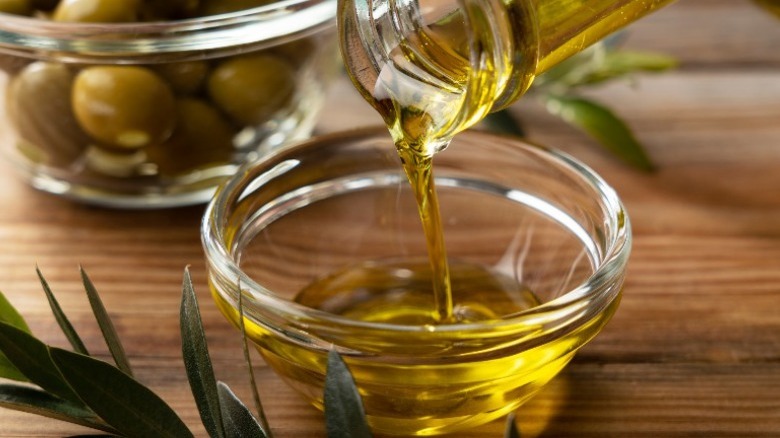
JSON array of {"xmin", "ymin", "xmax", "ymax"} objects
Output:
[
  {"xmin": 0, "ymin": 0, "xmax": 338, "ymax": 208},
  {"xmin": 202, "ymin": 127, "xmax": 630, "ymax": 436}
]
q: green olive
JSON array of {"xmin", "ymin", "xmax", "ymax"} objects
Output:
[
  {"xmin": 53, "ymin": 0, "xmax": 139, "ymax": 22},
  {"xmin": 146, "ymin": 98, "xmax": 235, "ymax": 175},
  {"xmin": 198, "ymin": 0, "xmax": 275, "ymax": 16},
  {"xmin": 72, "ymin": 66, "xmax": 176, "ymax": 150},
  {"xmin": 154, "ymin": 61, "xmax": 209, "ymax": 95},
  {"xmin": 7, "ymin": 62, "xmax": 91, "ymax": 166},
  {"xmin": 207, "ymin": 53, "xmax": 295, "ymax": 126},
  {"xmin": 0, "ymin": 0, "xmax": 33, "ymax": 15}
]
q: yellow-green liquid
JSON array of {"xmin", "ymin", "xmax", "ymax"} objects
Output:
[
  {"xmin": 213, "ymin": 259, "xmax": 621, "ymax": 435},
  {"xmin": 294, "ymin": 259, "xmax": 541, "ymax": 325}
]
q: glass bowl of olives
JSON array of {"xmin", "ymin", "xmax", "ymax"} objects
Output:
[{"xmin": 0, "ymin": 0, "xmax": 338, "ymax": 208}]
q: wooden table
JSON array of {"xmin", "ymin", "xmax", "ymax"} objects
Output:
[{"xmin": 2, "ymin": 0, "xmax": 779, "ymax": 436}]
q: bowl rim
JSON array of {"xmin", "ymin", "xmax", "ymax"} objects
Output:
[
  {"xmin": 201, "ymin": 126, "xmax": 631, "ymax": 335},
  {"xmin": 0, "ymin": 0, "xmax": 337, "ymax": 60}
]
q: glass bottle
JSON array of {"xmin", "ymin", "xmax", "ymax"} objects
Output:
[{"xmin": 339, "ymin": 0, "xmax": 676, "ymax": 156}]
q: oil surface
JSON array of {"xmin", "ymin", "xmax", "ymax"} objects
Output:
[{"xmin": 294, "ymin": 259, "xmax": 541, "ymax": 324}]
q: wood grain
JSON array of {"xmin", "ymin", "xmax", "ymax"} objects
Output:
[{"xmin": 1, "ymin": 0, "xmax": 780, "ymax": 436}]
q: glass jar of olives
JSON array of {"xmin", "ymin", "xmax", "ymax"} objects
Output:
[{"xmin": 0, "ymin": 0, "xmax": 338, "ymax": 208}]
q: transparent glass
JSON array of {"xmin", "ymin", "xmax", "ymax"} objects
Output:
[
  {"xmin": 0, "ymin": 0, "xmax": 338, "ymax": 208},
  {"xmin": 202, "ymin": 127, "xmax": 631, "ymax": 436},
  {"xmin": 339, "ymin": 0, "xmax": 674, "ymax": 151}
]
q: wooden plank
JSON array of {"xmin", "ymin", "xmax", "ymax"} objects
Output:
[{"xmin": 623, "ymin": 0, "xmax": 780, "ymax": 67}]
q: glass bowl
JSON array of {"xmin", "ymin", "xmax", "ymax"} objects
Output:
[
  {"xmin": 202, "ymin": 127, "xmax": 631, "ymax": 436},
  {"xmin": 0, "ymin": 0, "xmax": 338, "ymax": 208}
]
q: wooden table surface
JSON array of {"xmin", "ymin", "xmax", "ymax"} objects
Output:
[{"xmin": 2, "ymin": 0, "xmax": 779, "ymax": 436}]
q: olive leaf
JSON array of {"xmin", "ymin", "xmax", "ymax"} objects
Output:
[
  {"xmin": 181, "ymin": 267, "xmax": 226, "ymax": 438},
  {"xmin": 37, "ymin": 266, "xmax": 89, "ymax": 355},
  {"xmin": 0, "ymin": 291, "xmax": 31, "ymax": 381},
  {"xmin": 49, "ymin": 346, "xmax": 194, "ymax": 438},
  {"xmin": 80, "ymin": 267, "xmax": 133, "ymax": 376},
  {"xmin": 545, "ymin": 95, "xmax": 655, "ymax": 171},
  {"xmin": 217, "ymin": 381, "xmax": 269, "ymax": 438},
  {"xmin": 0, "ymin": 290, "xmax": 30, "ymax": 333},
  {"xmin": 576, "ymin": 51, "xmax": 678, "ymax": 86},
  {"xmin": 506, "ymin": 43, "xmax": 676, "ymax": 171},
  {"xmin": 1, "ymin": 268, "xmax": 535, "ymax": 437},
  {"xmin": 0, "ymin": 383, "xmax": 115, "ymax": 434},
  {"xmin": 0, "ymin": 321, "xmax": 82, "ymax": 404},
  {"xmin": 324, "ymin": 349, "xmax": 372, "ymax": 438},
  {"xmin": 504, "ymin": 412, "xmax": 521, "ymax": 438}
]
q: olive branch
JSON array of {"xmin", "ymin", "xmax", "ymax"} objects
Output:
[{"xmin": 0, "ymin": 267, "xmax": 521, "ymax": 437}]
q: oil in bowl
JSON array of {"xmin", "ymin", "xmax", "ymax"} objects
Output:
[{"xmin": 202, "ymin": 127, "xmax": 630, "ymax": 436}]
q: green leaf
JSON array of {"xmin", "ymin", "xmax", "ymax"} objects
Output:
[
  {"xmin": 0, "ymin": 322, "xmax": 81, "ymax": 404},
  {"xmin": 80, "ymin": 267, "xmax": 132, "ymax": 376},
  {"xmin": 217, "ymin": 381, "xmax": 268, "ymax": 438},
  {"xmin": 37, "ymin": 267, "xmax": 90, "ymax": 356},
  {"xmin": 0, "ymin": 291, "xmax": 31, "ymax": 333},
  {"xmin": 0, "ymin": 291, "xmax": 31, "ymax": 381},
  {"xmin": 49, "ymin": 347, "xmax": 194, "ymax": 438},
  {"xmin": 545, "ymin": 95, "xmax": 655, "ymax": 171},
  {"xmin": 0, "ymin": 351, "xmax": 28, "ymax": 382},
  {"xmin": 579, "ymin": 51, "xmax": 678, "ymax": 86},
  {"xmin": 181, "ymin": 267, "xmax": 225, "ymax": 438},
  {"xmin": 324, "ymin": 350, "xmax": 372, "ymax": 438},
  {"xmin": 237, "ymin": 283, "xmax": 272, "ymax": 435},
  {"xmin": 504, "ymin": 412, "xmax": 521, "ymax": 438},
  {"xmin": 0, "ymin": 383, "xmax": 115, "ymax": 434}
]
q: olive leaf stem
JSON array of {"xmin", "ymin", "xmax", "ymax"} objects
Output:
[
  {"xmin": 80, "ymin": 267, "xmax": 133, "ymax": 376},
  {"xmin": 237, "ymin": 281, "xmax": 272, "ymax": 436},
  {"xmin": 36, "ymin": 266, "xmax": 90, "ymax": 356}
]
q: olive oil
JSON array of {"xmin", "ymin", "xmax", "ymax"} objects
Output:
[
  {"xmin": 212, "ymin": 273, "xmax": 621, "ymax": 435},
  {"xmin": 294, "ymin": 259, "xmax": 541, "ymax": 325}
]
